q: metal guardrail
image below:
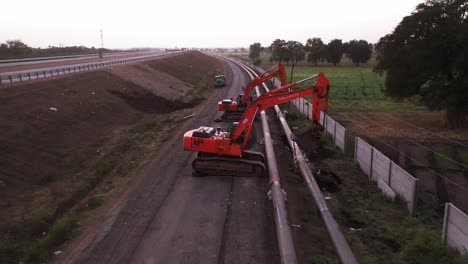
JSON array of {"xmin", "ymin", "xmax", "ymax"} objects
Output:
[
  {"xmin": 0, "ymin": 51, "xmax": 182, "ymax": 85},
  {"xmin": 0, "ymin": 50, "xmax": 154, "ymax": 64},
  {"xmin": 239, "ymin": 60, "xmax": 358, "ymax": 264}
]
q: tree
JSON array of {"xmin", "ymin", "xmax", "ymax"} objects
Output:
[
  {"xmin": 269, "ymin": 39, "xmax": 287, "ymax": 63},
  {"xmin": 326, "ymin": 39, "xmax": 344, "ymax": 66},
  {"xmin": 249, "ymin": 42, "xmax": 262, "ymax": 61},
  {"xmin": 345, "ymin": 40, "xmax": 373, "ymax": 66},
  {"xmin": 375, "ymin": 0, "xmax": 468, "ymax": 128},
  {"xmin": 5, "ymin": 40, "xmax": 31, "ymax": 57},
  {"xmin": 305, "ymin": 38, "xmax": 326, "ymax": 66},
  {"xmin": 285, "ymin": 40, "xmax": 305, "ymax": 65}
]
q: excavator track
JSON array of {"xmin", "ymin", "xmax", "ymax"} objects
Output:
[{"xmin": 192, "ymin": 151, "xmax": 265, "ymax": 177}]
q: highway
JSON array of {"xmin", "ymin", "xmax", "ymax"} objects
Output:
[{"xmin": 0, "ymin": 50, "xmax": 165, "ymax": 73}]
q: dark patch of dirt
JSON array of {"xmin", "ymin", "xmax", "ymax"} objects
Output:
[
  {"xmin": 107, "ymin": 89, "xmax": 179, "ymax": 114},
  {"xmin": 295, "ymin": 127, "xmax": 334, "ymax": 161},
  {"xmin": 368, "ymin": 236, "xmax": 402, "ymax": 252},
  {"xmin": 315, "ymin": 170, "xmax": 342, "ymax": 193}
]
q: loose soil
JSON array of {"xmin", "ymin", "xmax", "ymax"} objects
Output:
[{"xmin": 0, "ymin": 51, "xmax": 224, "ymax": 263}]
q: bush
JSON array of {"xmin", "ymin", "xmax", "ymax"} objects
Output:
[
  {"xmin": 24, "ymin": 214, "xmax": 78, "ymax": 262},
  {"xmin": 253, "ymin": 59, "xmax": 262, "ymax": 66},
  {"xmin": 401, "ymin": 228, "xmax": 461, "ymax": 264}
]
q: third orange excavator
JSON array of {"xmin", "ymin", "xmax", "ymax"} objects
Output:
[{"xmin": 217, "ymin": 63, "xmax": 287, "ymax": 121}]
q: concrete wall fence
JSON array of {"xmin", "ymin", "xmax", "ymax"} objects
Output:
[
  {"xmin": 244, "ymin": 60, "xmax": 467, "ymax": 255},
  {"xmin": 355, "ymin": 137, "xmax": 418, "ymax": 215},
  {"xmin": 443, "ymin": 203, "xmax": 468, "ymax": 254}
]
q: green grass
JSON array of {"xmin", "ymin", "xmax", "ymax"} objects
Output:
[
  {"xmin": 434, "ymin": 152, "xmax": 460, "ymax": 170},
  {"xmin": 24, "ymin": 213, "xmax": 79, "ymax": 263},
  {"xmin": 287, "ymin": 66, "xmax": 426, "ymax": 113},
  {"xmin": 457, "ymin": 149, "xmax": 468, "ymax": 167}
]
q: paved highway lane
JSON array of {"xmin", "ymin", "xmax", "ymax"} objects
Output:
[{"xmin": 0, "ymin": 51, "xmax": 165, "ymax": 73}]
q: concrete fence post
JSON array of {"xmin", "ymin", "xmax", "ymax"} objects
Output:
[
  {"xmin": 388, "ymin": 161, "xmax": 393, "ymax": 187},
  {"xmin": 442, "ymin": 203, "xmax": 450, "ymax": 244},
  {"xmin": 411, "ymin": 178, "xmax": 419, "ymax": 216},
  {"xmin": 343, "ymin": 128, "xmax": 347, "ymax": 153},
  {"xmin": 442, "ymin": 203, "xmax": 451, "ymax": 245},
  {"xmin": 333, "ymin": 121, "xmax": 337, "ymax": 143},
  {"xmin": 354, "ymin": 138, "xmax": 358, "ymax": 164},
  {"xmin": 369, "ymin": 147, "xmax": 374, "ymax": 180},
  {"xmin": 323, "ymin": 113, "xmax": 328, "ymax": 132}
]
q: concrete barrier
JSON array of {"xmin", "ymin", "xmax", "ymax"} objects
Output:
[{"xmin": 443, "ymin": 203, "xmax": 468, "ymax": 254}]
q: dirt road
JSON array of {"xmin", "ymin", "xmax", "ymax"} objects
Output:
[{"xmin": 77, "ymin": 59, "xmax": 279, "ymax": 264}]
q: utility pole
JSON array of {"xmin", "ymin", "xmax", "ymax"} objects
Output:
[{"xmin": 99, "ymin": 29, "xmax": 104, "ymax": 58}]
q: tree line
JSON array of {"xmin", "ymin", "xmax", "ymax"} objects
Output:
[
  {"xmin": 249, "ymin": 38, "xmax": 373, "ymax": 67},
  {"xmin": 375, "ymin": 0, "xmax": 467, "ymax": 128},
  {"xmin": 250, "ymin": 0, "xmax": 467, "ymax": 128},
  {"xmin": 0, "ymin": 40, "xmax": 110, "ymax": 60}
]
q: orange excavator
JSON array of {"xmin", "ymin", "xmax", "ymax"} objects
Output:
[
  {"xmin": 183, "ymin": 72, "xmax": 330, "ymax": 177},
  {"xmin": 217, "ymin": 63, "xmax": 287, "ymax": 121}
]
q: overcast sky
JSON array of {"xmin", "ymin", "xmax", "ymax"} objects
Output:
[{"xmin": 1, "ymin": 0, "xmax": 423, "ymax": 49}]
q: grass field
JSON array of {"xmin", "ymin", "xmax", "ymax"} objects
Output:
[
  {"xmin": 285, "ymin": 66, "xmax": 426, "ymax": 113},
  {"xmin": 231, "ymin": 52, "xmax": 426, "ymax": 113}
]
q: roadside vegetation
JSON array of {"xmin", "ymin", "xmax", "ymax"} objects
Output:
[{"xmin": 0, "ymin": 40, "xmax": 115, "ymax": 60}]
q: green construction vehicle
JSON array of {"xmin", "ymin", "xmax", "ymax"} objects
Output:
[{"xmin": 214, "ymin": 74, "xmax": 226, "ymax": 87}]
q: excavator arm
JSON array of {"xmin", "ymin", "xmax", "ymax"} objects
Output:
[
  {"xmin": 241, "ymin": 63, "xmax": 287, "ymax": 105},
  {"xmin": 232, "ymin": 73, "xmax": 330, "ymax": 148}
]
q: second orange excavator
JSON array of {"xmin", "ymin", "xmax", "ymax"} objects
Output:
[
  {"xmin": 183, "ymin": 72, "xmax": 330, "ymax": 177},
  {"xmin": 217, "ymin": 63, "xmax": 287, "ymax": 121}
]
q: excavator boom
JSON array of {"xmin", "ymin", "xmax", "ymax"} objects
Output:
[{"xmin": 240, "ymin": 63, "xmax": 287, "ymax": 105}]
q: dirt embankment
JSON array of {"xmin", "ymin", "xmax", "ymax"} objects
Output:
[{"xmin": 0, "ymin": 51, "xmax": 224, "ymax": 262}]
